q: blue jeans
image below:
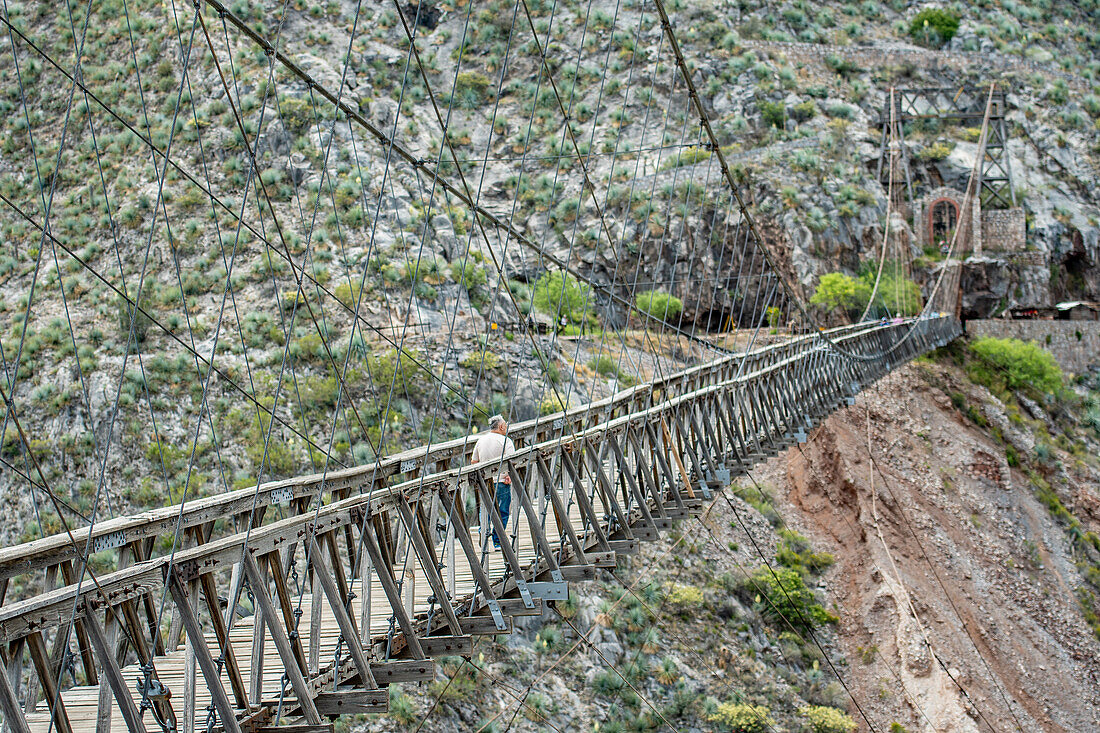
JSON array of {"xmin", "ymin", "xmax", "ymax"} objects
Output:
[{"xmin": 492, "ymin": 481, "xmax": 511, "ymax": 547}]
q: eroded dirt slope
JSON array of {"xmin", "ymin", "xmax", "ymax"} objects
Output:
[{"xmin": 755, "ymin": 362, "xmax": 1100, "ymax": 732}]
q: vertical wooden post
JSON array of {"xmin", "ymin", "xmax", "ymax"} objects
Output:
[{"xmin": 166, "ymin": 572, "xmax": 243, "ymax": 733}]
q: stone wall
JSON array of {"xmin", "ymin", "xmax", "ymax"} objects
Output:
[
  {"xmin": 741, "ymin": 40, "xmax": 1085, "ymax": 90},
  {"xmin": 966, "ymin": 319, "xmax": 1100, "ymax": 374},
  {"xmin": 981, "ymin": 208, "xmax": 1027, "ymax": 252}
]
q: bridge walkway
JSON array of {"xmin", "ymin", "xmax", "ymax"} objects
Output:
[{"xmin": 0, "ymin": 317, "xmax": 961, "ymax": 733}]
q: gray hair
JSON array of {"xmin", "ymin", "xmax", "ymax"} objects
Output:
[{"xmin": 488, "ymin": 414, "xmax": 506, "ymax": 431}]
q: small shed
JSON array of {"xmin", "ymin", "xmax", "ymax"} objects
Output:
[{"xmin": 1055, "ymin": 301, "xmax": 1100, "ymax": 321}]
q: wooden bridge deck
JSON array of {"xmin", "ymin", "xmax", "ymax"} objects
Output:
[{"xmin": 24, "ymin": 507, "xmax": 592, "ymax": 733}]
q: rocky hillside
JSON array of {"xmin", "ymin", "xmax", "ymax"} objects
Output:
[
  {"xmin": 2, "ymin": 0, "xmax": 1100, "ymax": 536},
  {"xmin": 354, "ymin": 348, "xmax": 1100, "ymax": 732},
  {"xmin": 1, "ymin": 1, "xmax": 1100, "ymax": 729}
]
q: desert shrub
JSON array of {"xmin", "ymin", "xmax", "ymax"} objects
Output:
[
  {"xmin": 451, "ymin": 258, "xmax": 489, "ymax": 308},
  {"xmin": 368, "ymin": 348, "xmax": 432, "ymax": 398},
  {"xmin": 666, "ymin": 583, "xmax": 704, "ymax": 607},
  {"xmin": 589, "ymin": 354, "xmax": 618, "ymax": 376},
  {"xmin": 333, "ymin": 279, "xmax": 365, "ymax": 309},
  {"xmin": 460, "ymin": 349, "xmax": 501, "ymax": 372},
  {"xmin": 760, "ymin": 100, "xmax": 785, "ymax": 129},
  {"xmin": 452, "ymin": 71, "xmax": 492, "ymax": 108},
  {"xmin": 790, "ymin": 100, "xmax": 817, "ymax": 122},
  {"xmin": 800, "ymin": 705, "xmax": 858, "ymax": 733},
  {"xmin": 776, "ymin": 529, "xmax": 835, "ymax": 577},
  {"xmin": 634, "ymin": 290, "xmax": 683, "ymax": 321},
  {"xmin": 279, "ymin": 95, "xmax": 315, "ymax": 134},
  {"xmin": 116, "ymin": 296, "xmax": 151, "ymax": 347},
  {"xmin": 706, "ymin": 701, "xmax": 774, "ymax": 732},
  {"xmin": 540, "ymin": 393, "xmax": 567, "ymax": 415},
  {"xmin": 909, "ymin": 8, "xmax": 960, "ymax": 48},
  {"xmin": 387, "ymin": 686, "xmax": 417, "ymax": 725},
  {"xmin": 244, "ymin": 413, "xmax": 298, "ymax": 478},
  {"xmin": 967, "ymin": 337, "xmax": 1063, "ymax": 395},
  {"xmin": 742, "ymin": 566, "xmax": 838, "ymax": 631},
  {"xmin": 824, "ymin": 53, "xmax": 860, "ymax": 76},
  {"xmin": 915, "ymin": 141, "xmax": 954, "ymax": 161}
]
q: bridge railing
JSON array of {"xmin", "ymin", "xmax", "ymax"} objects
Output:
[
  {"xmin": 0, "ymin": 316, "xmax": 960, "ymax": 733},
  {"xmin": 0, "ymin": 320, "xmax": 884, "ymax": 586}
]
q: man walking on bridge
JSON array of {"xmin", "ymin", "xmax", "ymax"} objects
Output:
[{"xmin": 471, "ymin": 414, "xmax": 515, "ymax": 550}]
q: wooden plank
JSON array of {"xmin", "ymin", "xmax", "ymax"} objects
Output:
[
  {"xmin": 608, "ymin": 437, "xmax": 657, "ymax": 533},
  {"xmin": 661, "ymin": 418, "xmax": 696, "ymax": 501},
  {"xmin": 81, "ymin": 609, "xmax": 148, "ymax": 733},
  {"xmin": 240, "ymin": 554, "xmax": 321, "ymax": 726},
  {"xmin": 558, "ymin": 450, "xmax": 611, "ymax": 552},
  {"xmin": 393, "ymin": 499, "xmax": 461, "ymax": 636},
  {"xmin": 198, "ymin": 571, "xmax": 250, "ymax": 710},
  {"xmin": 359, "ymin": 521, "xmax": 425, "ymax": 659},
  {"xmin": 535, "ymin": 455, "xmax": 587, "ymax": 564},
  {"xmin": 166, "ymin": 571, "xmax": 242, "ymax": 733},
  {"xmin": 506, "ymin": 463, "xmax": 562, "ymax": 578},
  {"xmin": 436, "ymin": 485, "xmax": 507, "ymax": 631},
  {"xmin": 458, "ymin": 616, "xmax": 513, "ymax": 635},
  {"xmin": 182, "ymin": 577, "xmax": 199, "ymax": 733},
  {"xmin": 56, "ymin": 562, "xmax": 97, "ymax": 688},
  {"xmin": 0, "ymin": 644, "xmax": 30, "ymax": 733},
  {"xmin": 555, "ymin": 565, "xmax": 597, "ymax": 581},
  {"xmin": 487, "ymin": 598, "xmax": 543, "ymax": 617},
  {"xmin": 305, "ymin": 539, "xmax": 377, "ymax": 689},
  {"xmin": 369, "ymin": 659, "xmax": 435, "ymax": 684},
  {"xmin": 417, "ymin": 636, "xmax": 472, "ymax": 657},
  {"xmin": 26, "ymin": 631, "xmax": 72, "ymax": 733},
  {"xmin": 262, "ymin": 550, "xmax": 309, "ymax": 676},
  {"xmin": 248, "ymin": 593, "xmax": 265, "ymax": 706},
  {"xmin": 469, "ymin": 473, "xmax": 534, "ymax": 609},
  {"xmin": 0, "ymin": 565, "xmax": 163, "ymax": 646},
  {"xmin": 313, "ymin": 690, "xmax": 388, "ymax": 715}
]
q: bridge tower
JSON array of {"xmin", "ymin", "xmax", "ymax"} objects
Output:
[{"xmin": 876, "ymin": 86, "xmax": 1016, "ymax": 212}]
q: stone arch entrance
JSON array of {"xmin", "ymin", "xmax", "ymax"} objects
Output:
[{"xmin": 929, "ymin": 198, "xmax": 959, "ymax": 247}]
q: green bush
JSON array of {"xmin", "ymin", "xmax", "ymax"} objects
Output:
[
  {"xmin": 368, "ymin": 348, "xmax": 432, "ymax": 398},
  {"xmin": 760, "ymin": 100, "xmax": 785, "ymax": 129},
  {"xmin": 540, "ymin": 393, "xmax": 567, "ymax": 415},
  {"xmin": 909, "ymin": 8, "xmax": 960, "ymax": 48},
  {"xmin": 800, "ymin": 705, "xmax": 858, "ymax": 733},
  {"xmin": 452, "ymin": 71, "xmax": 492, "ymax": 109},
  {"xmin": 589, "ymin": 354, "xmax": 618, "ymax": 376},
  {"xmin": 790, "ymin": 100, "xmax": 817, "ymax": 122},
  {"xmin": 810, "ymin": 273, "xmax": 871, "ymax": 316},
  {"xmin": 967, "ymin": 337, "xmax": 1063, "ymax": 395},
  {"xmin": 116, "ymin": 296, "xmax": 151, "ymax": 347},
  {"xmin": 706, "ymin": 701, "xmax": 774, "ymax": 732},
  {"xmin": 776, "ymin": 529, "xmax": 835, "ymax": 577},
  {"xmin": 915, "ymin": 141, "xmax": 954, "ymax": 161},
  {"xmin": 742, "ymin": 566, "xmax": 838, "ymax": 631},
  {"xmin": 533, "ymin": 270, "xmax": 596, "ymax": 326},
  {"xmin": 810, "ymin": 268, "xmax": 922, "ymax": 320},
  {"xmin": 666, "ymin": 583, "xmax": 704, "ymax": 607},
  {"xmin": 634, "ymin": 290, "xmax": 683, "ymax": 321}
]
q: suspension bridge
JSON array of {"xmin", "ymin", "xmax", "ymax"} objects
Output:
[{"xmin": 0, "ymin": 0, "xmax": 983, "ymax": 731}]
